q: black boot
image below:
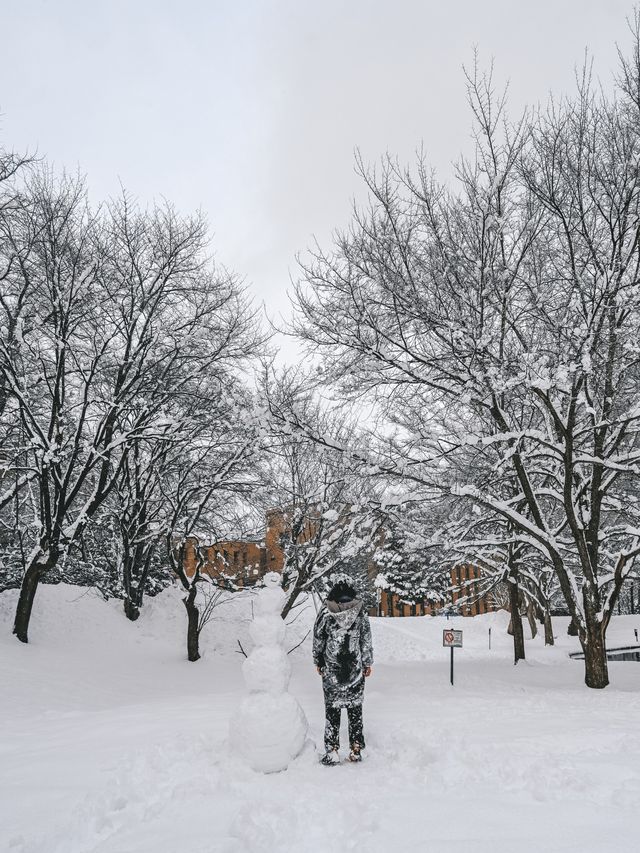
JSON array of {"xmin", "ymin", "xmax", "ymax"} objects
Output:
[{"xmin": 320, "ymin": 749, "xmax": 340, "ymax": 766}]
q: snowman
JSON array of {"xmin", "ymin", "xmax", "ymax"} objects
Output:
[{"xmin": 230, "ymin": 572, "xmax": 308, "ymax": 772}]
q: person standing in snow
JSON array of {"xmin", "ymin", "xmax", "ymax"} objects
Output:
[{"xmin": 312, "ymin": 575, "xmax": 373, "ymax": 765}]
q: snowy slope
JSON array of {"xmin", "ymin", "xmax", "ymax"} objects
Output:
[{"xmin": 2, "ymin": 584, "xmax": 640, "ymax": 853}]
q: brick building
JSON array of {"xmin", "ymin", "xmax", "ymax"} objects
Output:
[
  {"xmin": 182, "ymin": 534, "xmax": 267, "ymax": 587},
  {"xmin": 183, "ymin": 512, "xmax": 498, "ymax": 617},
  {"xmin": 377, "ymin": 564, "xmax": 495, "ymax": 617},
  {"xmin": 376, "ymin": 593, "xmax": 442, "ymax": 617}
]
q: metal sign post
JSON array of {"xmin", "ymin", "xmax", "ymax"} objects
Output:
[{"xmin": 443, "ymin": 629, "xmax": 463, "ymax": 685}]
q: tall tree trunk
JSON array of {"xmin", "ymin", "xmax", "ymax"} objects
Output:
[
  {"xmin": 507, "ymin": 569, "xmax": 525, "ymax": 664},
  {"xmin": 122, "ymin": 552, "xmax": 152, "ymax": 621},
  {"xmin": 526, "ymin": 601, "xmax": 538, "ymax": 639},
  {"xmin": 567, "ymin": 616, "xmax": 579, "ymax": 636},
  {"xmin": 580, "ymin": 587, "xmax": 609, "ymax": 688},
  {"xmin": 183, "ymin": 585, "xmax": 200, "ymax": 662},
  {"xmin": 581, "ymin": 623, "xmax": 609, "ymax": 689},
  {"xmin": 12, "ymin": 552, "xmax": 52, "ymax": 643},
  {"xmin": 543, "ymin": 609, "xmax": 554, "ymax": 646}
]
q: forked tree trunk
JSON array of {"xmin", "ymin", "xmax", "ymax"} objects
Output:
[
  {"xmin": 124, "ymin": 597, "xmax": 140, "ymax": 621},
  {"xmin": 564, "ymin": 592, "xmax": 608, "ymax": 687},
  {"xmin": 580, "ymin": 604, "xmax": 609, "ymax": 688},
  {"xmin": 183, "ymin": 586, "xmax": 201, "ymax": 662},
  {"xmin": 507, "ymin": 570, "xmax": 525, "ymax": 664},
  {"xmin": 13, "ymin": 552, "xmax": 53, "ymax": 643},
  {"xmin": 581, "ymin": 629, "xmax": 608, "ymax": 688},
  {"xmin": 122, "ymin": 551, "xmax": 153, "ymax": 622}
]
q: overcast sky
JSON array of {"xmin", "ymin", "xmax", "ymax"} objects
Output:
[{"xmin": 0, "ymin": 0, "xmax": 635, "ymax": 360}]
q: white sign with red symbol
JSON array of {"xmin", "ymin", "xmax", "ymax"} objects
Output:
[{"xmin": 443, "ymin": 629, "xmax": 463, "ymax": 648}]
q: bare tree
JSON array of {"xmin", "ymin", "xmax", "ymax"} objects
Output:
[
  {"xmin": 0, "ymin": 168, "xmax": 260, "ymax": 643},
  {"xmin": 163, "ymin": 395, "xmax": 262, "ymax": 661},
  {"xmin": 262, "ymin": 370, "xmax": 383, "ymax": 619},
  {"xmin": 292, "ymin": 46, "xmax": 640, "ymax": 688},
  {"xmin": 0, "ymin": 145, "xmax": 36, "ymax": 586},
  {"xmin": 111, "ymin": 432, "xmax": 173, "ymax": 620}
]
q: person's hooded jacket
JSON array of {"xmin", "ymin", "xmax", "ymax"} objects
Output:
[{"xmin": 312, "ymin": 579, "xmax": 373, "ymax": 708}]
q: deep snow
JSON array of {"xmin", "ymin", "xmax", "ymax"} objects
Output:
[{"xmin": 2, "ymin": 583, "xmax": 640, "ymax": 853}]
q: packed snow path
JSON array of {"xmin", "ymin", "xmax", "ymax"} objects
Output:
[{"xmin": 2, "ymin": 585, "xmax": 640, "ymax": 853}]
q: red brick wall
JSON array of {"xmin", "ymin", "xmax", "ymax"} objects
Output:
[
  {"xmin": 182, "ymin": 537, "xmax": 267, "ymax": 586},
  {"xmin": 265, "ymin": 508, "xmax": 286, "ymax": 572},
  {"xmin": 450, "ymin": 563, "xmax": 493, "ymax": 616}
]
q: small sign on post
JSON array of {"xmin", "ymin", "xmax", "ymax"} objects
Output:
[{"xmin": 443, "ymin": 629, "xmax": 463, "ymax": 685}]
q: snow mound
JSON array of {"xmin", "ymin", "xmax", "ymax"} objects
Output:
[
  {"xmin": 243, "ymin": 644, "xmax": 291, "ymax": 693},
  {"xmin": 230, "ymin": 692, "xmax": 307, "ymax": 773}
]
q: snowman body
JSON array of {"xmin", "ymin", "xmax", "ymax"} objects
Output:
[{"xmin": 230, "ymin": 573, "xmax": 308, "ymax": 772}]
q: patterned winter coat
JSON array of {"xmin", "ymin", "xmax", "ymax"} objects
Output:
[{"xmin": 312, "ymin": 599, "xmax": 374, "ymax": 708}]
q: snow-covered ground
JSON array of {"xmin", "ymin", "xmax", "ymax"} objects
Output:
[{"xmin": 2, "ymin": 584, "xmax": 640, "ymax": 853}]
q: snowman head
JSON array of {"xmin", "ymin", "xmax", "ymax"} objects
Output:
[{"xmin": 262, "ymin": 572, "xmax": 282, "ymax": 589}]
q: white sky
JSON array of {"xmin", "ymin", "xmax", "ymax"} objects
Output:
[{"xmin": 0, "ymin": 0, "xmax": 635, "ymax": 361}]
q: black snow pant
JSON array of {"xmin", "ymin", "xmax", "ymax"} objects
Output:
[{"xmin": 324, "ymin": 703, "xmax": 365, "ymax": 751}]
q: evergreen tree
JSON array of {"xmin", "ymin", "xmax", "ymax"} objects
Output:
[{"xmin": 374, "ymin": 523, "xmax": 448, "ymax": 607}]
